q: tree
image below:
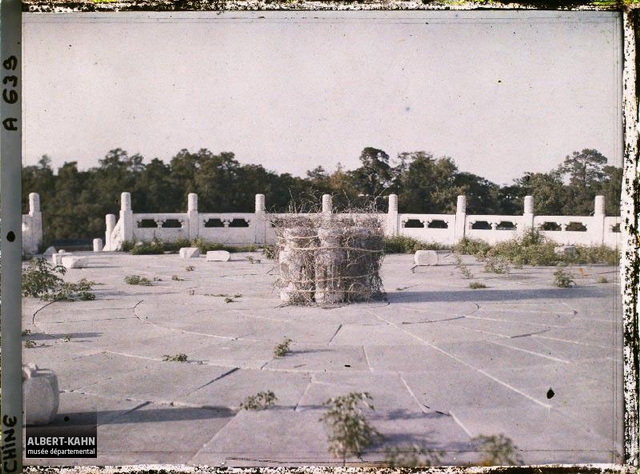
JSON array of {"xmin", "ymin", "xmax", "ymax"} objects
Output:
[
  {"xmin": 513, "ymin": 171, "xmax": 565, "ymax": 215},
  {"xmin": 349, "ymin": 147, "xmax": 394, "ymax": 208}
]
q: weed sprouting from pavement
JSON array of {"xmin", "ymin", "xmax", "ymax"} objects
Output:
[
  {"xmin": 553, "ymin": 268, "xmax": 575, "ymax": 288},
  {"xmin": 383, "ymin": 443, "xmax": 445, "ymax": 467},
  {"xmin": 22, "ymin": 258, "xmax": 96, "ymax": 301},
  {"xmin": 453, "ymin": 255, "xmax": 474, "ymax": 279},
  {"xmin": 273, "ymin": 338, "xmax": 292, "ymax": 358},
  {"xmin": 319, "ymin": 392, "xmax": 383, "ymax": 465},
  {"xmin": 471, "ymin": 434, "xmax": 523, "ymax": 466},
  {"xmin": 469, "ymin": 281, "xmax": 487, "ymax": 289},
  {"xmin": 240, "ymin": 391, "xmax": 277, "ymax": 410},
  {"xmin": 124, "ymin": 275, "xmax": 152, "ymax": 286},
  {"xmin": 162, "ymin": 353, "xmax": 188, "ymax": 362}
]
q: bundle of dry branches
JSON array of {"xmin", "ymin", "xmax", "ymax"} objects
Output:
[{"xmin": 272, "ymin": 213, "xmax": 385, "ymax": 305}]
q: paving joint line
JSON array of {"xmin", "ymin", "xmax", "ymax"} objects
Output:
[{"xmin": 367, "ymin": 309, "xmax": 553, "ymax": 410}]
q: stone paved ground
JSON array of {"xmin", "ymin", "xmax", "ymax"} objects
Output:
[{"xmin": 21, "ymin": 251, "xmax": 624, "ymax": 467}]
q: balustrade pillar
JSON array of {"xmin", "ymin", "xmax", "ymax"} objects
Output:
[
  {"xmin": 322, "ymin": 194, "xmax": 333, "ymax": 214},
  {"xmin": 593, "ymin": 195, "xmax": 606, "ymax": 245},
  {"xmin": 120, "ymin": 192, "xmax": 134, "ymax": 243},
  {"xmin": 523, "ymin": 195, "xmax": 535, "ymax": 231},
  {"xmin": 454, "ymin": 195, "xmax": 467, "ymax": 242},
  {"xmin": 254, "ymin": 194, "xmax": 267, "ymax": 244},
  {"xmin": 27, "ymin": 192, "xmax": 43, "ymax": 253},
  {"xmin": 105, "ymin": 214, "xmax": 116, "ymax": 251},
  {"xmin": 187, "ymin": 193, "xmax": 199, "ymax": 240},
  {"xmin": 387, "ymin": 194, "xmax": 399, "ymax": 236}
]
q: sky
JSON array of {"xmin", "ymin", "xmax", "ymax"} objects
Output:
[{"xmin": 23, "ymin": 11, "xmax": 623, "ymax": 186}]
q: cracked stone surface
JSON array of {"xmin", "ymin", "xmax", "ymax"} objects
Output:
[{"xmin": 21, "ymin": 252, "xmax": 623, "ymax": 467}]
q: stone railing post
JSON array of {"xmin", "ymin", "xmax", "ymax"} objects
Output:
[
  {"xmin": 105, "ymin": 214, "xmax": 116, "ymax": 251},
  {"xmin": 387, "ymin": 194, "xmax": 399, "ymax": 236},
  {"xmin": 187, "ymin": 193, "xmax": 199, "ymax": 241},
  {"xmin": 454, "ymin": 195, "xmax": 467, "ymax": 242},
  {"xmin": 593, "ymin": 195, "xmax": 606, "ymax": 245},
  {"xmin": 523, "ymin": 195, "xmax": 535, "ymax": 231},
  {"xmin": 27, "ymin": 192, "xmax": 43, "ymax": 253},
  {"xmin": 254, "ymin": 194, "xmax": 267, "ymax": 244},
  {"xmin": 120, "ymin": 192, "xmax": 134, "ymax": 243}
]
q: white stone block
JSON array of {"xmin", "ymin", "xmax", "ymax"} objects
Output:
[
  {"xmin": 61, "ymin": 256, "xmax": 88, "ymax": 269},
  {"xmin": 51, "ymin": 252, "xmax": 68, "ymax": 266},
  {"xmin": 23, "ymin": 364, "xmax": 59, "ymax": 425},
  {"xmin": 414, "ymin": 250, "xmax": 439, "ymax": 266},
  {"xmin": 93, "ymin": 238, "xmax": 104, "ymax": 252},
  {"xmin": 180, "ymin": 247, "xmax": 200, "ymax": 259},
  {"xmin": 206, "ymin": 250, "xmax": 231, "ymax": 262}
]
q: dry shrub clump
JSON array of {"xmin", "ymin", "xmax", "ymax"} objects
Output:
[{"xmin": 272, "ymin": 212, "xmax": 385, "ymax": 305}]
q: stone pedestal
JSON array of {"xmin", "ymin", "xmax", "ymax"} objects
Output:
[
  {"xmin": 414, "ymin": 250, "xmax": 439, "ymax": 266},
  {"xmin": 180, "ymin": 247, "xmax": 201, "ymax": 259}
]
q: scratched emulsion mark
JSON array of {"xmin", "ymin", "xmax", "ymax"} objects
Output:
[{"xmin": 15, "ymin": 3, "xmax": 638, "ymax": 474}]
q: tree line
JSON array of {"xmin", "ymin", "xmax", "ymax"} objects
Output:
[{"xmin": 22, "ymin": 147, "xmax": 622, "ymax": 243}]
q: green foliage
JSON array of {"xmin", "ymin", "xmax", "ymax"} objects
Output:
[
  {"xmin": 383, "ymin": 235, "xmax": 446, "ymax": 254},
  {"xmin": 24, "ymin": 340, "xmax": 37, "ymax": 348},
  {"xmin": 22, "ymin": 329, "xmax": 32, "ymax": 337},
  {"xmin": 383, "ymin": 443, "xmax": 445, "ymax": 468},
  {"xmin": 453, "ymin": 238, "xmax": 492, "ymax": 257},
  {"xmin": 162, "ymin": 353, "xmax": 188, "ymax": 362},
  {"xmin": 597, "ymin": 276, "xmax": 609, "ymax": 284},
  {"xmin": 22, "ymin": 258, "xmax": 96, "ymax": 301},
  {"xmin": 572, "ymin": 245, "xmax": 620, "ymax": 266},
  {"xmin": 127, "ymin": 238, "xmax": 192, "ymax": 255},
  {"xmin": 191, "ymin": 238, "xmax": 257, "ymax": 254},
  {"xmin": 469, "ymin": 281, "xmax": 487, "ymax": 289},
  {"xmin": 171, "ymin": 275, "xmax": 184, "ymax": 281},
  {"xmin": 319, "ymin": 392, "xmax": 383, "ymax": 463},
  {"xmin": 553, "ymin": 268, "xmax": 575, "ymax": 288},
  {"xmin": 240, "ymin": 390, "xmax": 277, "ymax": 410},
  {"xmin": 273, "ymin": 338, "xmax": 292, "ymax": 358},
  {"xmin": 471, "ymin": 434, "xmax": 523, "ymax": 466},
  {"xmin": 124, "ymin": 275, "xmax": 152, "ymax": 286},
  {"xmin": 63, "ymin": 335, "xmax": 72, "ymax": 342},
  {"xmin": 483, "ymin": 256, "xmax": 510, "ymax": 274},
  {"xmin": 185, "ymin": 265, "xmax": 195, "ymax": 272},
  {"xmin": 22, "ymin": 258, "xmax": 66, "ymax": 298}
]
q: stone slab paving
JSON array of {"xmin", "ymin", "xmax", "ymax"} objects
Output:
[{"xmin": 21, "ymin": 252, "xmax": 624, "ymax": 467}]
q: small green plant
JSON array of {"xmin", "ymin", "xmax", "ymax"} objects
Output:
[
  {"xmin": 383, "ymin": 443, "xmax": 445, "ymax": 468},
  {"xmin": 273, "ymin": 337, "xmax": 292, "ymax": 357},
  {"xmin": 452, "ymin": 237, "xmax": 492, "ymax": 257},
  {"xmin": 319, "ymin": 392, "xmax": 383, "ymax": 464},
  {"xmin": 22, "ymin": 258, "xmax": 66, "ymax": 298},
  {"xmin": 162, "ymin": 353, "xmax": 188, "ymax": 362},
  {"xmin": 63, "ymin": 335, "xmax": 72, "ymax": 342},
  {"xmin": 240, "ymin": 390, "xmax": 277, "ymax": 410},
  {"xmin": 469, "ymin": 281, "xmax": 487, "ymax": 289},
  {"xmin": 22, "ymin": 258, "xmax": 96, "ymax": 301},
  {"xmin": 483, "ymin": 256, "xmax": 510, "ymax": 274},
  {"xmin": 22, "ymin": 329, "xmax": 31, "ymax": 337},
  {"xmin": 245, "ymin": 255, "xmax": 261, "ymax": 264},
  {"xmin": 124, "ymin": 275, "xmax": 152, "ymax": 286},
  {"xmin": 171, "ymin": 275, "xmax": 184, "ymax": 281},
  {"xmin": 185, "ymin": 265, "xmax": 195, "ymax": 272},
  {"xmin": 153, "ymin": 276, "xmax": 162, "ymax": 282},
  {"xmin": 24, "ymin": 340, "xmax": 37, "ymax": 349},
  {"xmin": 553, "ymin": 268, "xmax": 575, "ymax": 288},
  {"xmin": 471, "ymin": 434, "xmax": 523, "ymax": 466},
  {"xmin": 597, "ymin": 276, "xmax": 609, "ymax": 284},
  {"xmin": 262, "ymin": 245, "xmax": 276, "ymax": 259},
  {"xmin": 453, "ymin": 255, "xmax": 474, "ymax": 279}
]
